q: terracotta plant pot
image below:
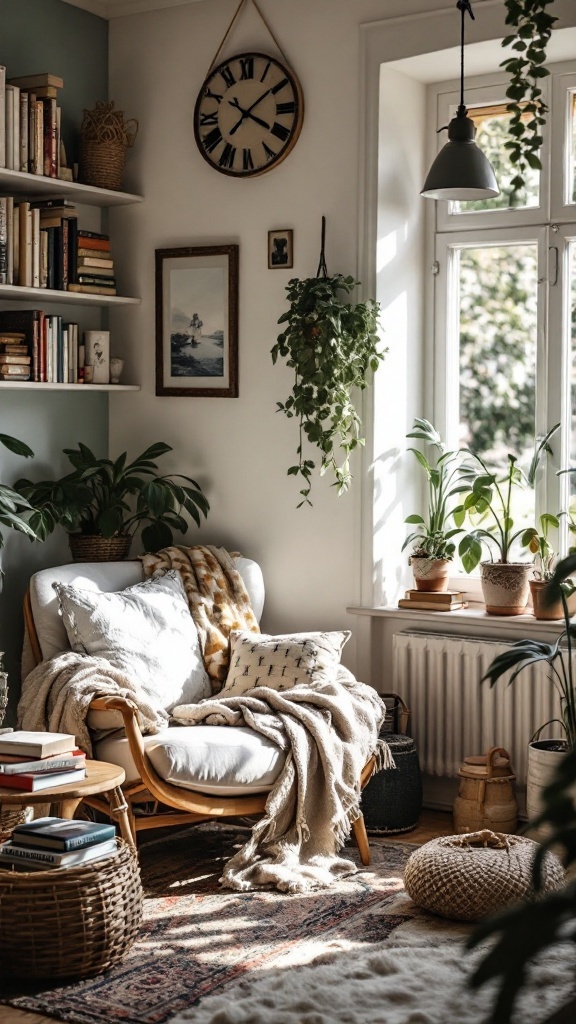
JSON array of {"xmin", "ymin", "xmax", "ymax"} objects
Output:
[
  {"xmin": 409, "ymin": 556, "xmax": 451, "ymax": 592},
  {"xmin": 480, "ymin": 562, "xmax": 532, "ymax": 615},
  {"xmin": 529, "ymin": 579, "xmax": 576, "ymax": 621}
]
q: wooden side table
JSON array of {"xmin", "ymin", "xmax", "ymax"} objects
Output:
[{"xmin": 0, "ymin": 760, "xmax": 135, "ymax": 847}]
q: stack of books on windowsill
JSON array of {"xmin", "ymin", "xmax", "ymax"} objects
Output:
[
  {"xmin": 0, "ymin": 730, "xmax": 86, "ymax": 790},
  {"xmin": 0, "ymin": 816, "xmax": 117, "ymax": 871},
  {"xmin": 397, "ymin": 590, "xmax": 469, "ymax": 612}
]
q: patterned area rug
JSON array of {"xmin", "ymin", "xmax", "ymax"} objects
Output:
[{"xmin": 0, "ymin": 824, "xmax": 417, "ymax": 1024}]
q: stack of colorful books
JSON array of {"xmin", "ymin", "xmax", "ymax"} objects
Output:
[
  {"xmin": 0, "ymin": 731, "xmax": 86, "ymax": 791},
  {"xmin": 0, "ymin": 816, "xmax": 117, "ymax": 871},
  {"xmin": 68, "ymin": 231, "xmax": 116, "ymax": 296},
  {"xmin": 0, "ymin": 329, "xmax": 30, "ymax": 380},
  {"xmin": 397, "ymin": 590, "xmax": 468, "ymax": 612}
]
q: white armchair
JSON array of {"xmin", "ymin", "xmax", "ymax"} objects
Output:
[{"xmin": 23, "ymin": 558, "xmax": 373, "ymax": 864}]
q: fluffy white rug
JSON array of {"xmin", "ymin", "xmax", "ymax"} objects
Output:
[{"xmin": 172, "ymin": 894, "xmax": 575, "ymax": 1024}]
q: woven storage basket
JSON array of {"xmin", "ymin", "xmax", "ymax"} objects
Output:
[
  {"xmin": 79, "ymin": 100, "xmax": 138, "ymax": 191},
  {"xmin": 404, "ymin": 829, "xmax": 565, "ymax": 922},
  {"xmin": 69, "ymin": 533, "xmax": 132, "ymax": 562},
  {"xmin": 0, "ymin": 840, "xmax": 142, "ymax": 979},
  {"xmin": 0, "ymin": 806, "xmax": 33, "ymax": 842},
  {"xmin": 361, "ymin": 732, "xmax": 423, "ymax": 834}
]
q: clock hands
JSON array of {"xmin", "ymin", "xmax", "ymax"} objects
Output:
[{"xmin": 228, "ymin": 92, "xmax": 272, "ymax": 136}]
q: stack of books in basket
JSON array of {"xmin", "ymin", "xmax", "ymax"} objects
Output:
[
  {"xmin": 0, "ymin": 730, "xmax": 86, "ymax": 791},
  {"xmin": 0, "ymin": 817, "xmax": 118, "ymax": 871}
]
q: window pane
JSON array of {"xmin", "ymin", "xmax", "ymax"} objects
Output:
[
  {"xmin": 458, "ymin": 243, "xmax": 537, "ymax": 533},
  {"xmin": 451, "ymin": 105, "xmax": 540, "ymax": 214},
  {"xmin": 570, "ymin": 244, "xmax": 576, "ymax": 509},
  {"xmin": 570, "ymin": 91, "xmax": 576, "ymax": 205}
]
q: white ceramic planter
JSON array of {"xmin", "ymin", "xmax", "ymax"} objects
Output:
[
  {"xmin": 526, "ymin": 739, "xmax": 568, "ymax": 840},
  {"xmin": 409, "ymin": 557, "xmax": 451, "ymax": 593},
  {"xmin": 480, "ymin": 562, "xmax": 532, "ymax": 615}
]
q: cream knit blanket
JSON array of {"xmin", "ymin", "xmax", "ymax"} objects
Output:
[{"xmin": 173, "ymin": 665, "xmax": 390, "ymax": 893}]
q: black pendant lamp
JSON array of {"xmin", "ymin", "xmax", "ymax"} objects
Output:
[{"xmin": 421, "ymin": 0, "xmax": 499, "ymax": 201}]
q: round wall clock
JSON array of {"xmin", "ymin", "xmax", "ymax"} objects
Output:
[{"xmin": 194, "ymin": 51, "xmax": 304, "ymax": 178}]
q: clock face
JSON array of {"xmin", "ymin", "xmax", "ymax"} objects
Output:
[{"xmin": 194, "ymin": 52, "xmax": 304, "ymax": 178}]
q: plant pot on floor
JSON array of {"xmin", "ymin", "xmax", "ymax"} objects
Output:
[
  {"xmin": 69, "ymin": 534, "xmax": 132, "ymax": 562},
  {"xmin": 526, "ymin": 738, "xmax": 569, "ymax": 839},
  {"xmin": 409, "ymin": 556, "xmax": 451, "ymax": 592},
  {"xmin": 480, "ymin": 562, "xmax": 532, "ymax": 615},
  {"xmin": 529, "ymin": 579, "xmax": 576, "ymax": 620}
]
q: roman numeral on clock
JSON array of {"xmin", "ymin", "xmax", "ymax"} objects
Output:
[
  {"xmin": 276, "ymin": 101, "xmax": 296, "ymax": 116},
  {"xmin": 263, "ymin": 142, "xmax": 276, "ymax": 162},
  {"xmin": 200, "ymin": 111, "xmax": 219, "ymax": 127},
  {"xmin": 271, "ymin": 78, "xmax": 289, "ymax": 95},
  {"xmin": 239, "ymin": 57, "xmax": 254, "ymax": 80},
  {"xmin": 270, "ymin": 122, "xmax": 290, "ymax": 143},
  {"xmin": 203, "ymin": 127, "xmax": 223, "ymax": 154},
  {"xmin": 260, "ymin": 61, "xmax": 271, "ymax": 82},
  {"xmin": 219, "ymin": 143, "xmax": 236, "ymax": 169},
  {"xmin": 205, "ymin": 88, "xmax": 223, "ymax": 104},
  {"xmin": 243, "ymin": 149, "xmax": 254, "ymax": 171},
  {"xmin": 220, "ymin": 66, "xmax": 236, "ymax": 89}
]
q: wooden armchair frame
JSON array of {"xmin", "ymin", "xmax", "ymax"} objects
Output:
[{"xmin": 24, "ymin": 589, "xmax": 373, "ymax": 864}]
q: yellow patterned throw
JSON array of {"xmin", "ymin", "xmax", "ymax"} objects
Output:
[
  {"xmin": 140, "ymin": 545, "xmax": 259, "ymax": 693},
  {"xmin": 222, "ymin": 630, "xmax": 351, "ymax": 696}
]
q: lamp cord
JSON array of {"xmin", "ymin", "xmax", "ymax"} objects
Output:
[
  {"xmin": 316, "ymin": 216, "xmax": 328, "ymax": 279},
  {"xmin": 456, "ymin": 0, "xmax": 474, "ymax": 114}
]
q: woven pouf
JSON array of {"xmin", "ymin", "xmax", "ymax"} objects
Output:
[
  {"xmin": 0, "ymin": 840, "xmax": 142, "ymax": 979},
  {"xmin": 361, "ymin": 733, "xmax": 423, "ymax": 834},
  {"xmin": 404, "ymin": 829, "xmax": 565, "ymax": 922}
]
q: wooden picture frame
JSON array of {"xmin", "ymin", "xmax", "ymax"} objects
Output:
[
  {"xmin": 155, "ymin": 244, "xmax": 239, "ymax": 397},
  {"xmin": 268, "ymin": 229, "xmax": 293, "ymax": 270}
]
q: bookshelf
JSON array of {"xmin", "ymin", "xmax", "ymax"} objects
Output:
[{"xmin": 0, "ymin": 167, "xmax": 142, "ymax": 389}]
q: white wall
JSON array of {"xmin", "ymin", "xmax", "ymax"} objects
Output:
[{"xmin": 106, "ymin": 0, "xmax": 576, "ymax": 682}]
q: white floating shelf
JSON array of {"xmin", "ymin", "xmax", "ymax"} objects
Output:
[
  {"xmin": 0, "ymin": 382, "xmax": 140, "ymax": 391},
  {"xmin": 0, "ymin": 167, "xmax": 143, "ymax": 207},
  {"xmin": 0, "ymin": 284, "xmax": 140, "ymax": 306}
]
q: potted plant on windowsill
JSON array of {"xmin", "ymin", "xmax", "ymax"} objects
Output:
[
  {"xmin": 521, "ymin": 512, "xmax": 576, "ymax": 620},
  {"xmin": 455, "ymin": 425, "xmax": 559, "ymax": 615},
  {"xmin": 402, "ymin": 419, "xmax": 464, "ymax": 592},
  {"xmin": 15, "ymin": 441, "xmax": 209, "ymax": 561}
]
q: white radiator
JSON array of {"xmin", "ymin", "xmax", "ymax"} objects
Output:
[{"xmin": 392, "ymin": 630, "xmax": 562, "ymax": 787}]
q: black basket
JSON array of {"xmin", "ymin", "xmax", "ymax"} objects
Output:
[{"xmin": 361, "ymin": 733, "xmax": 423, "ymax": 835}]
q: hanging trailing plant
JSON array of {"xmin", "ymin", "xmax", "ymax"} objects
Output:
[
  {"xmin": 271, "ymin": 222, "xmax": 384, "ymax": 506},
  {"xmin": 501, "ymin": 0, "xmax": 558, "ymax": 196}
]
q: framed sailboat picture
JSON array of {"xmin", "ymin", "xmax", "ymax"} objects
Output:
[{"xmin": 155, "ymin": 244, "xmax": 239, "ymax": 397}]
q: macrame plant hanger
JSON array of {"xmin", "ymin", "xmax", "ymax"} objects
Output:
[
  {"xmin": 316, "ymin": 216, "xmax": 328, "ymax": 279},
  {"xmin": 204, "ymin": 0, "xmax": 293, "ymax": 78}
]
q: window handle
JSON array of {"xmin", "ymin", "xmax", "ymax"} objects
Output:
[{"xmin": 548, "ymin": 245, "xmax": 559, "ymax": 286}]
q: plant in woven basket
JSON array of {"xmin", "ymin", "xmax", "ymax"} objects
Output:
[
  {"xmin": 0, "ymin": 432, "xmax": 39, "ymax": 573},
  {"xmin": 15, "ymin": 441, "xmax": 209, "ymax": 554},
  {"xmin": 79, "ymin": 100, "xmax": 138, "ymax": 191}
]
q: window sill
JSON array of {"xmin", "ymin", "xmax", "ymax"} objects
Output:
[{"xmin": 347, "ymin": 603, "xmax": 570, "ymax": 638}]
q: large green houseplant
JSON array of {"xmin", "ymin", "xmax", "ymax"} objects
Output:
[
  {"xmin": 402, "ymin": 418, "xmax": 464, "ymax": 591},
  {"xmin": 16, "ymin": 441, "xmax": 209, "ymax": 560},
  {"xmin": 0, "ymin": 432, "xmax": 38, "ymax": 572},
  {"xmin": 454, "ymin": 425, "xmax": 559, "ymax": 613},
  {"xmin": 271, "ymin": 273, "xmax": 384, "ymax": 507}
]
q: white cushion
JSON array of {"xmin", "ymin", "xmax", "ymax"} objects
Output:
[
  {"xmin": 94, "ymin": 724, "xmax": 285, "ymax": 795},
  {"xmin": 54, "ymin": 571, "xmax": 211, "ymax": 712},
  {"xmin": 222, "ymin": 629, "xmax": 351, "ymax": 697}
]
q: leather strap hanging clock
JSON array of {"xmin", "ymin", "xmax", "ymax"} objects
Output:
[{"xmin": 194, "ymin": 0, "xmax": 304, "ymax": 178}]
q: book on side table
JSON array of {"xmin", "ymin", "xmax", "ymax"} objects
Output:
[
  {"xmin": 0, "ymin": 731, "xmax": 86, "ymax": 790},
  {"xmin": 0, "ymin": 816, "xmax": 118, "ymax": 871}
]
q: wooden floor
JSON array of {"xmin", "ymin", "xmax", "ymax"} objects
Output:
[{"xmin": 0, "ymin": 809, "xmax": 454, "ymax": 1024}]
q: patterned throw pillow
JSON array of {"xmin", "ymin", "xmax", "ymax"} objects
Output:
[{"xmin": 222, "ymin": 629, "xmax": 351, "ymax": 697}]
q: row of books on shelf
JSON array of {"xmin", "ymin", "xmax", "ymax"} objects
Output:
[
  {"xmin": 0, "ymin": 730, "xmax": 86, "ymax": 791},
  {"xmin": 0, "ymin": 70, "xmax": 71, "ymax": 180},
  {"xmin": 0, "ymin": 817, "xmax": 117, "ymax": 871},
  {"xmin": 0, "ymin": 309, "xmax": 110, "ymax": 382},
  {"xmin": 0, "ymin": 198, "xmax": 116, "ymax": 294}
]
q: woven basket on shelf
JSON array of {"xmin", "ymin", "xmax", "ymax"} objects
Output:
[
  {"xmin": 0, "ymin": 840, "xmax": 142, "ymax": 979},
  {"xmin": 69, "ymin": 533, "xmax": 132, "ymax": 562},
  {"xmin": 404, "ymin": 829, "xmax": 565, "ymax": 922},
  {"xmin": 0, "ymin": 806, "xmax": 33, "ymax": 842},
  {"xmin": 79, "ymin": 100, "xmax": 138, "ymax": 191}
]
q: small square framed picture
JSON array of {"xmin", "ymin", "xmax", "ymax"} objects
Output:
[{"xmin": 268, "ymin": 229, "xmax": 294, "ymax": 270}]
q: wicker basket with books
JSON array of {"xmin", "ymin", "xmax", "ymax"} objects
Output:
[{"xmin": 0, "ymin": 829, "xmax": 142, "ymax": 979}]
